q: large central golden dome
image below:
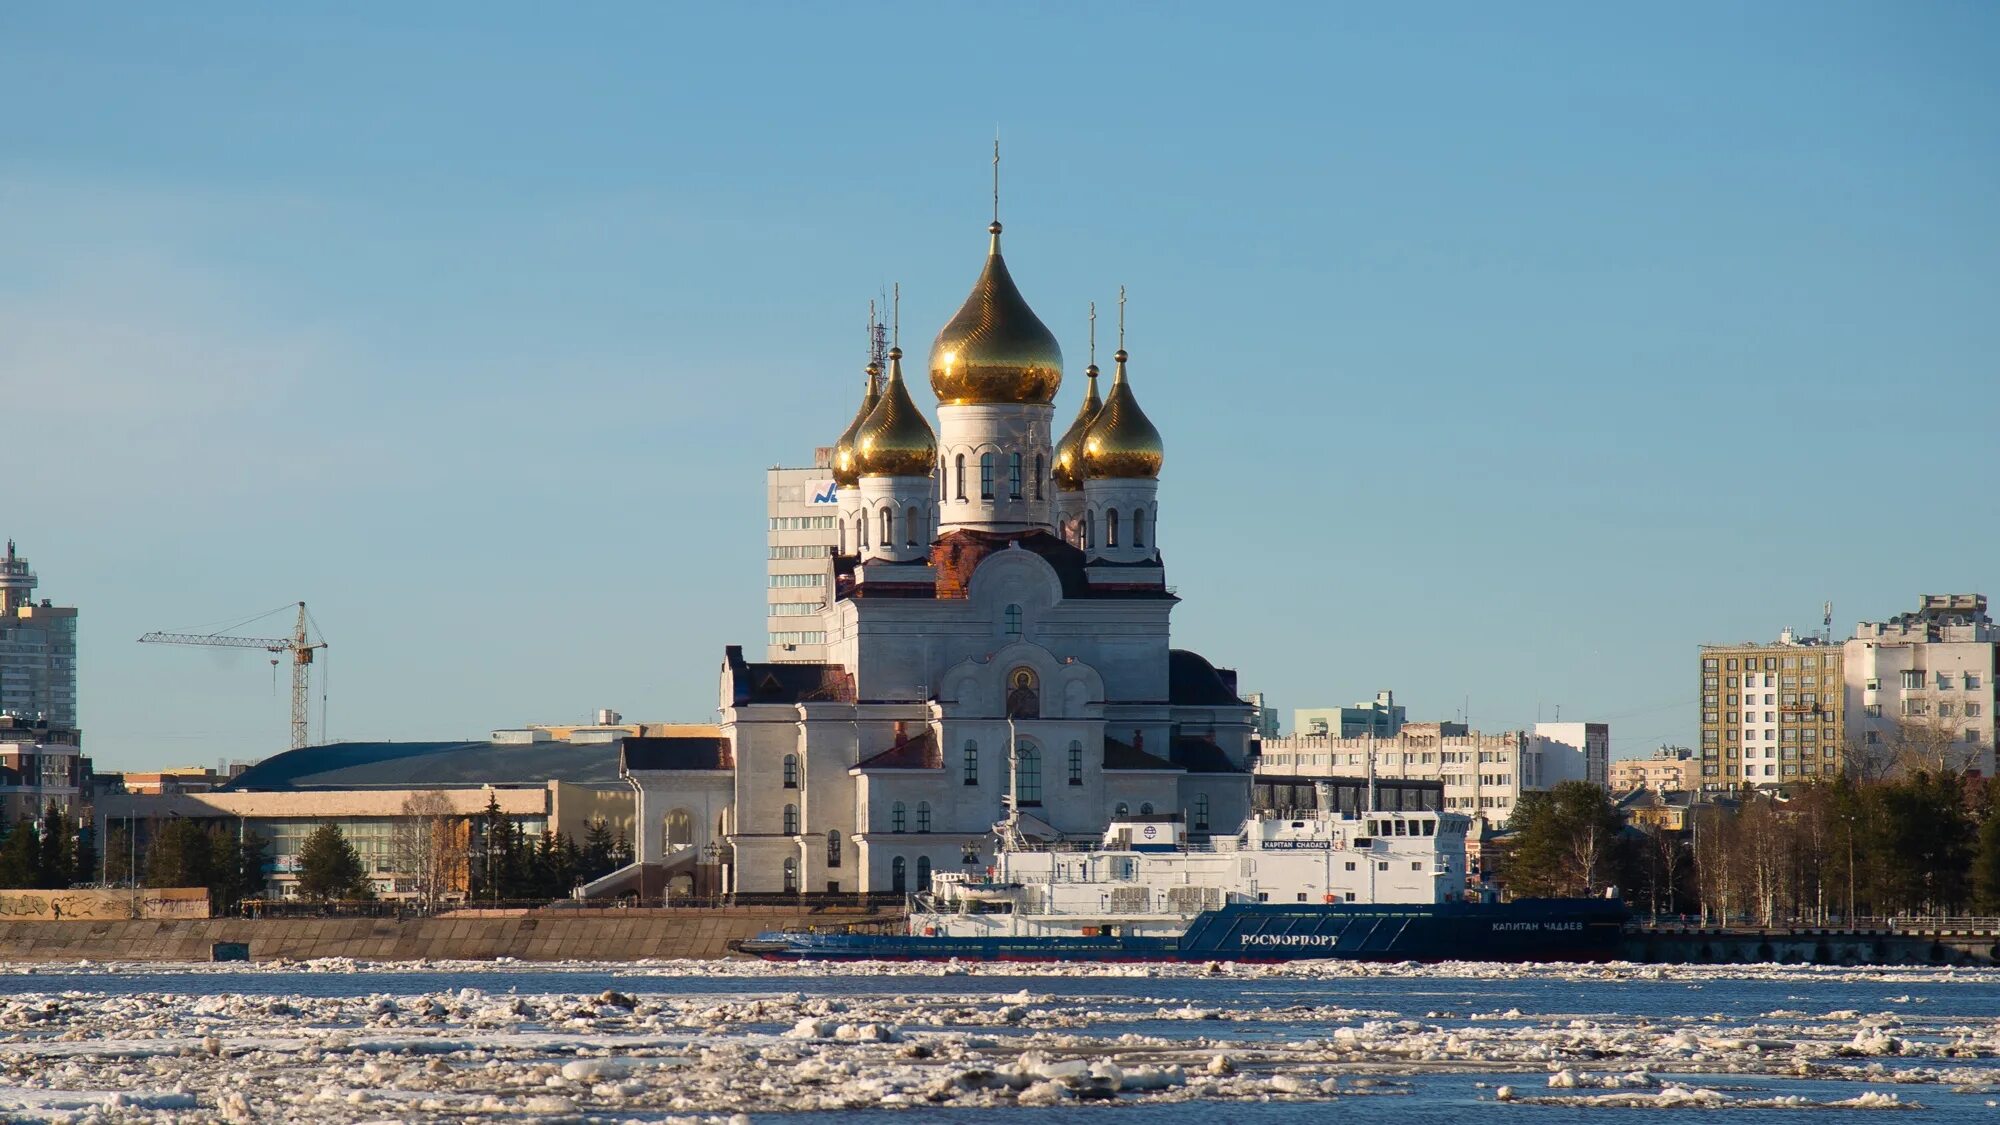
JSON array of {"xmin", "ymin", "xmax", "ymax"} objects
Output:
[{"xmin": 929, "ymin": 223, "xmax": 1063, "ymax": 406}]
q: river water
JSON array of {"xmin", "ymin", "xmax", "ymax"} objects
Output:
[{"xmin": 0, "ymin": 959, "xmax": 1991, "ymax": 1121}]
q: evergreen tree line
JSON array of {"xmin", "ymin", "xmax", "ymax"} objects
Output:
[
  {"xmin": 0, "ymin": 801, "xmax": 97, "ymax": 891},
  {"xmin": 465, "ymin": 796, "xmax": 630, "ymax": 902},
  {"xmin": 101, "ymin": 817, "xmax": 268, "ymax": 914},
  {"xmin": 1505, "ymin": 775, "xmax": 2000, "ymax": 923}
]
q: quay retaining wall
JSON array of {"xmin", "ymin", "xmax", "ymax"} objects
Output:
[
  {"xmin": 1623, "ymin": 928, "xmax": 2000, "ymax": 966},
  {"xmin": 0, "ymin": 908, "xmax": 893, "ymax": 963}
]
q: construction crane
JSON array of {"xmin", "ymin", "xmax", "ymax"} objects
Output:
[{"xmin": 139, "ymin": 602, "xmax": 327, "ymax": 750}]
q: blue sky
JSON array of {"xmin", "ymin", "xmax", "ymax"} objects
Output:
[{"xmin": 4, "ymin": 4, "xmax": 1994, "ymax": 769}]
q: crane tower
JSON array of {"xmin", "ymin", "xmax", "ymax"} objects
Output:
[{"xmin": 139, "ymin": 602, "xmax": 327, "ymax": 750}]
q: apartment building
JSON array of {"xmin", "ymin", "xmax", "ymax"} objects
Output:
[
  {"xmin": 765, "ymin": 450, "xmax": 842, "ymax": 662},
  {"xmin": 1609, "ymin": 746, "xmax": 1698, "ymax": 793},
  {"xmin": 1697, "ymin": 632, "xmax": 1845, "ymax": 789},
  {"xmin": 0, "ymin": 541, "xmax": 77, "ymax": 730},
  {"xmin": 1844, "ymin": 594, "xmax": 1996, "ymax": 777}
]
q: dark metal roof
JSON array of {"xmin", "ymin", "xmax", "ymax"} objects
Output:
[
  {"xmin": 724, "ymin": 646, "xmax": 855, "ymax": 705},
  {"xmin": 1103, "ymin": 735, "xmax": 1177, "ymax": 771},
  {"xmin": 622, "ymin": 736, "xmax": 733, "ymax": 772},
  {"xmin": 856, "ymin": 728, "xmax": 942, "ymax": 770},
  {"xmin": 1170, "ymin": 736, "xmax": 1245, "ymax": 774},
  {"xmin": 221, "ymin": 740, "xmax": 624, "ymax": 791},
  {"xmin": 1168, "ymin": 649, "xmax": 1245, "ymax": 707}
]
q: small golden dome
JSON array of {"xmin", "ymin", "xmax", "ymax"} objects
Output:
[
  {"xmin": 856, "ymin": 348, "xmax": 938, "ymax": 477},
  {"xmin": 929, "ymin": 223, "xmax": 1063, "ymax": 406},
  {"xmin": 832, "ymin": 363, "xmax": 882, "ymax": 488},
  {"xmin": 1082, "ymin": 349, "xmax": 1163, "ymax": 480},
  {"xmin": 1051, "ymin": 363, "xmax": 1102, "ymax": 492}
]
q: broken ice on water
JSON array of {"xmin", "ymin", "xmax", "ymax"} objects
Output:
[{"xmin": 0, "ymin": 958, "xmax": 1991, "ymax": 1121}]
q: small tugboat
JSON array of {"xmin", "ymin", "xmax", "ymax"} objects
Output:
[{"xmin": 740, "ymin": 802, "xmax": 1626, "ymax": 963}]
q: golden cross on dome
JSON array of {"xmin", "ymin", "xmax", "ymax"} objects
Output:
[
  {"xmin": 1088, "ymin": 301, "xmax": 1097, "ymax": 368},
  {"xmin": 1118, "ymin": 285, "xmax": 1127, "ymax": 351},
  {"xmin": 992, "ymin": 133, "xmax": 1001, "ymax": 224}
]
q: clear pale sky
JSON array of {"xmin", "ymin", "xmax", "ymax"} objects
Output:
[{"xmin": 4, "ymin": 4, "xmax": 1994, "ymax": 770}]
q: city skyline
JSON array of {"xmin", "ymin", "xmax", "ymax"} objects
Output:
[{"xmin": 5, "ymin": 5, "xmax": 1995, "ymax": 769}]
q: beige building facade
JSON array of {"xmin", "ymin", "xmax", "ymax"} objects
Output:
[
  {"xmin": 766, "ymin": 453, "xmax": 842, "ymax": 662},
  {"xmin": 1253, "ymin": 721, "xmax": 1599, "ymax": 827},
  {"xmin": 1843, "ymin": 594, "xmax": 1996, "ymax": 778},
  {"xmin": 1609, "ymin": 747, "xmax": 1697, "ymax": 793}
]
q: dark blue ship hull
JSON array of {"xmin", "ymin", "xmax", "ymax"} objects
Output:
[{"xmin": 742, "ymin": 899, "xmax": 1629, "ymax": 963}]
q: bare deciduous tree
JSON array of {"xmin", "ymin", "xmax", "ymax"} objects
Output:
[{"xmin": 389, "ymin": 791, "xmax": 463, "ymax": 911}]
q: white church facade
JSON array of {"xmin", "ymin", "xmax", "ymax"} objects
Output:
[{"xmin": 629, "ymin": 208, "xmax": 1257, "ymax": 898}]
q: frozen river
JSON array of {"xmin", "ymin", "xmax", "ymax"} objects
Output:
[{"xmin": 0, "ymin": 958, "xmax": 1993, "ymax": 1121}]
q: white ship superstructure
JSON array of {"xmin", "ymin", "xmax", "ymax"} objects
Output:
[{"xmin": 912, "ymin": 807, "xmax": 1471, "ymax": 940}]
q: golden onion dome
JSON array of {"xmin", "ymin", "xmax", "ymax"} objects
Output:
[
  {"xmin": 929, "ymin": 223, "xmax": 1063, "ymax": 405},
  {"xmin": 831, "ymin": 363, "xmax": 882, "ymax": 488},
  {"xmin": 1051, "ymin": 363, "xmax": 1102, "ymax": 492},
  {"xmin": 856, "ymin": 348, "xmax": 938, "ymax": 477},
  {"xmin": 1082, "ymin": 349, "xmax": 1164, "ymax": 480}
]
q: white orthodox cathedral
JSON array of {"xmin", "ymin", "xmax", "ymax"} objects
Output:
[{"xmin": 635, "ymin": 210, "xmax": 1256, "ymax": 897}]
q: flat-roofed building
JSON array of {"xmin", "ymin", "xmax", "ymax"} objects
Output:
[
  {"xmin": 1844, "ymin": 594, "xmax": 1997, "ymax": 778},
  {"xmin": 766, "ymin": 452, "xmax": 842, "ymax": 662},
  {"xmin": 1610, "ymin": 746, "xmax": 1697, "ymax": 794},
  {"xmin": 1697, "ymin": 631, "xmax": 1845, "ymax": 790}
]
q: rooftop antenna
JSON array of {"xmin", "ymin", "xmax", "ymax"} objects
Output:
[
  {"xmin": 867, "ymin": 299, "xmax": 887, "ymax": 372},
  {"xmin": 1823, "ymin": 600, "xmax": 1834, "ymax": 644}
]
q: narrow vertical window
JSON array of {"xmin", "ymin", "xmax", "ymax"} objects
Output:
[
  {"xmin": 916, "ymin": 856, "xmax": 931, "ymax": 886},
  {"xmin": 1033, "ymin": 454, "xmax": 1044, "ymax": 499},
  {"xmin": 1008, "ymin": 452, "xmax": 1023, "ymax": 499},
  {"xmin": 963, "ymin": 741, "xmax": 979, "ymax": 785},
  {"xmin": 1194, "ymin": 793, "xmax": 1210, "ymax": 830},
  {"xmin": 905, "ymin": 505, "xmax": 920, "ymax": 546},
  {"xmin": 1132, "ymin": 507, "xmax": 1146, "ymax": 547},
  {"xmin": 879, "ymin": 507, "xmax": 893, "ymax": 547},
  {"xmin": 1085, "ymin": 511, "xmax": 1095, "ymax": 549},
  {"xmin": 782, "ymin": 753, "xmax": 798, "ymax": 788},
  {"xmin": 1068, "ymin": 740, "xmax": 1083, "ymax": 785},
  {"xmin": 782, "ymin": 803, "xmax": 799, "ymax": 836},
  {"xmin": 891, "ymin": 857, "xmax": 906, "ymax": 893},
  {"xmin": 857, "ymin": 515, "xmax": 868, "ymax": 549},
  {"xmin": 955, "ymin": 455, "xmax": 966, "ymax": 500},
  {"xmin": 1004, "ymin": 604, "xmax": 1023, "ymax": 635},
  {"xmin": 1107, "ymin": 509, "xmax": 1119, "ymax": 546},
  {"xmin": 916, "ymin": 801, "xmax": 931, "ymax": 832},
  {"xmin": 783, "ymin": 858, "xmax": 798, "ymax": 893},
  {"xmin": 827, "ymin": 830, "xmax": 842, "ymax": 868},
  {"xmin": 980, "ymin": 453, "xmax": 994, "ymax": 499},
  {"xmin": 1017, "ymin": 746, "xmax": 1042, "ymax": 804},
  {"xmin": 892, "ymin": 801, "xmax": 906, "ymax": 833}
]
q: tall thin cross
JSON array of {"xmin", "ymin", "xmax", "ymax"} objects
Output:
[
  {"xmin": 1118, "ymin": 285, "xmax": 1127, "ymax": 351},
  {"xmin": 1088, "ymin": 301, "xmax": 1097, "ymax": 367},
  {"xmin": 992, "ymin": 134, "xmax": 1001, "ymax": 224},
  {"xmin": 892, "ymin": 282, "xmax": 901, "ymax": 349}
]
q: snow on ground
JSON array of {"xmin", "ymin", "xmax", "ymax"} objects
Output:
[{"xmin": 0, "ymin": 960, "xmax": 1987, "ymax": 1121}]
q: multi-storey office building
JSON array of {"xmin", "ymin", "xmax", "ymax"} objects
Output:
[
  {"xmin": 1844, "ymin": 594, "xmax": 1996, "ymax": 777},
  {"xmin": 766, "ymin": 452, "xmax": 842, "ymax": 662},
  {"xmin": 1698, "ymin": 633, "xmax": 1845, "ymax": 789},
  {"xmin": 1293, "ymin": 690, "xmax": 1406, "ymax": 739},
  {"xmin": 1253, "ymin": 721, "xmax": 1600, "ymax": 827},
  {"xmin": 0, "ymin": 541, "xmax": 77, "ymax": 730}
]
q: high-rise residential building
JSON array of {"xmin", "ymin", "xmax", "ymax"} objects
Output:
[
  {"xmin": 0, "ymin": 715, "xmax": 83, "ymax": 819},
  {"xmin": 1844, "ymin": 594, "xmax": 1997, "ymax": 778},
  {"xmin": 1532, "ymin": 721, "xmax": 1610, "ymax": 788},
  {"xmin": 0, "ymin": 541, "xmax": 77, "ymax": 729},
  {"xmin": 1609, "ymin": 746, "xmax": 1697, "ymax": 793},
  {"xmin": 1293, "ymin": 691, "xmax": 1405, "ymax": 740},
  {"xmin": 1697, "ymin": 632, "xmax": 1845, "ymax": 789},
  {"xmin": 765, "ymin": 450, "xmax": 842, "ymax": 662}
]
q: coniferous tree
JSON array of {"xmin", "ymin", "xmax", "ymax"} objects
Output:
[
  {"xmin": 582, "ymin": 817, "xmax": 615, "ymax": 881},
  {"xmin": 0, "ymin": 820, "xmax": 37, "ymax": 889},
  {"xmin": 1501, "ymin": 782, "xmax": 1626, "ymax": 900},
  {"xmin": 295, "ymin": 823, "xmax": 373, "ymax": 903},
  {"xmin": 35, "ymin": 801, "xmax": 71, "ymax": 890}
]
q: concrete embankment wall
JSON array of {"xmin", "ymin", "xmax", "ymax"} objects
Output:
[
  {"xmin": 0, "ymin": 908, "xmax": 889, "ymax": 963},
  {"xmin": 1623, "ymin": 929, "xmax": 2000, "ymax": 966}
]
